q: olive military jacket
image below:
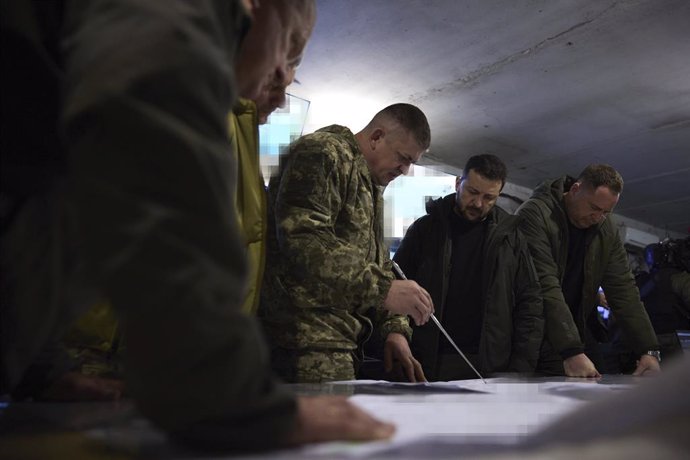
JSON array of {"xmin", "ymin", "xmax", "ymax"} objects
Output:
[
  {"xmin": 393, "ymin": 194, "xmax": 544, "ymax": 378},
  {"xmin": 261, "ymin": 125, "xmax": 412, "ymax": 352},
  {"xmin": 516, "ymin": 176, "xmax": 658, "ymax": 356}
]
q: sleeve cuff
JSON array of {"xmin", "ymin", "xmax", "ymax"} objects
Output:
[
  {"xmin": 380, "ymin": 315, "xmax": 412, "ymax": 341},
  {"xmin": 559, "ymin": 347, "xmax": 584, "ymax": 360}
]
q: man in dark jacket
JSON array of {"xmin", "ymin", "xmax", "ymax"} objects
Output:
[
  {"xmin": 516, "ymin": 164, "xmax": 660, "ymax": 377},
  {"xmin": 1, "ymin": 0, "xmax": 393, "ymax": 451},
  {"xmin": 634, "ymin": 238, "xmax": 690, "ymax": 362},
  {"xmin": 393, "ymin": 154, "xmax": 544, "ymax": 380}
]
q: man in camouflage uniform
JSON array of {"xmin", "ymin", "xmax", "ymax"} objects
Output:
[{"xmin": 260, "ymin": 103, "xmax": 434, "ymax": 383}]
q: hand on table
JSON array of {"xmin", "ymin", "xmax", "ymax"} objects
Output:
[
  {"xmin": 384, "ymin": 332, "xmax": 426, "ymax": 382},
  {"xmin": 632, "ymin": 354, "xmax": 661, "ymax": 376},
  {"xmin": 286, "ymin": 395, "xmax": 395, "ymax": 445},
  {"xmin": 563, "ymin": 353, "xmax": 601, "ymax": 378}
]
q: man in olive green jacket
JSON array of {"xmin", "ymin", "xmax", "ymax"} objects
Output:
[
  {"xmin": 517, "ymin": 164, "xmax": 660, "ymax": 377},
  {"xmin": 261, "ymin": 103, "xmax": 434, "ymax": 383}
]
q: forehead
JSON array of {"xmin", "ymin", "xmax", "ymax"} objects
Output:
[
  {"xmin": 586, "ymin": 185, "xmax": 620, "ymax": 209},
  {"xmin": 388, "ymin": 128, "xmax": 425, "ymax": 161},
  {"xmin": 282, "ymin": 3, "xmax": 315, "ymax": 54},
  {"xmin": 460, "ymin": 170, "xmax": 502, "ymax": 195}
]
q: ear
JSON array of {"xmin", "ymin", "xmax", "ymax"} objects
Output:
[
  {"xmin": 455, "ymin": 176, "xmax": 462, "ymax": 190},
  {"xmin": 570, "ymin": 181, "xmax": 581, "ymax": 194},
  {"xmin": 370, "ymin": 128, "xmax": 384, "ymax": 149}
]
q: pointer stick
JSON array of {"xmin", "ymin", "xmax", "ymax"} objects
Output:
[{"xmin": 391, "ymin": 260, "xmax": 487, "ymax": 383}]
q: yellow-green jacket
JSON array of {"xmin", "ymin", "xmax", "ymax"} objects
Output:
[{"xmin": 229, "ymin": 98, "xmax": 266, "ymax": 314}]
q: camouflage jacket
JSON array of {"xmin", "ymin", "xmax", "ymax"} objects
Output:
[{"xmin": 260, "ymin": 125, "xmax": 412, "ymax": 351}]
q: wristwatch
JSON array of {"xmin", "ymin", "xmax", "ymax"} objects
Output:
[{"xmin": 645, "ymin": 350, "xmax": 661, "ymax": 362}]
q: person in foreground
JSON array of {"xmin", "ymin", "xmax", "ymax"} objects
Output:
[
  {"xmin": 1, "ymin": 0, "xmax": 393, "ymax": 451},
  {"xmin": 393, "ymin": 154, "xmax": 543, "ymax": 380},
  {"xmin": 260, "ymin": 103, "xmax": 434, "ymax": 383},
  {"xmin": 516, "ymin": 164, "xmax": 660, "ymax": 378}
]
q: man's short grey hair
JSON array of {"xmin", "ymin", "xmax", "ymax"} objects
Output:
[
  {"xmin": 371, "ymin": 103, "xmax": 431, "ymax": 150},
  {"xmin": 577, "ymin": 164, "xmax": 624, "ymax": 194}
]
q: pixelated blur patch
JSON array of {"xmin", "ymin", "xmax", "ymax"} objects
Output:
[{"xmin": 260, "ymin": 93, "xmax": 310, "ymax": 181}]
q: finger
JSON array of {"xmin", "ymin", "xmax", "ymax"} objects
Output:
[
  {"xmin": 415, "ymin": 294, "xmax": 432, "ymax": 315},
  {"xmin": 415, "ymin": 306, "xmax": 428, "ymax": 325},
  {"xmin": 290, "ymin": 397, "xmax": 396, "ymax": 444},
  {"xmin": 641, "ymin": 367, "xmax": 660, "ymax": 376},
  {"xmin": 340, "ymin": 402, "xmax": 396, "ymax": 440},
  {"xmin": 632, "ymin": 362, "xmax": 643, "ymax": 376},
  {"xmin": 384, "ymin": 343, "xmax": 393, "ymax": 372},
  {"xmin": 413, "ymin": 307, "xmax": 426, "ymax": 326},
  {"xmin": 420, "ymin": 287, "xmax": 434, "ymax": 312},
  {"xmin": 419, "ymin": 301, "xmax": 432, "ymax": 319},
  {"xmin": 402, "ymin": 357, "xmax": 416, "ymax": 382},
  {"xmin": 412, "ymin": 358, "xmax": 427, "ymax": 382}
]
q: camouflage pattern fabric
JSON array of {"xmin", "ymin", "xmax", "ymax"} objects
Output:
[
  {"xmin": 271, "ymin": 347, "xmax": 356, "ymax": 383},
  {"xmin": 260, "ymin": 125, "xmax": 411, "ymax": 381},
  {"xmin": 62, "ymin": 301, "xmax": 124, "ymax": 378}
]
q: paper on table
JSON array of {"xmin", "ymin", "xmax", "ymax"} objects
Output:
[
  {"xmin": 299, "ymin": 379, "xmax": 608, "ymax": 458},
  {"xmin": 329, "ymin": 379, "xmax": 491, "ymax": 394}
]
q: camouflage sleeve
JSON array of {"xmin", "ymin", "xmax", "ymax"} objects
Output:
[
  {"xmin": 378, "ymin": 312, "xmax": 413, "ymax": 341},
  {"xmin": 273, "ymin": 136, "xmax": 393, "ymax": 311},
  {"xmin": 367, "ymin": 258, "xmax": 413, "ymax": 340}
]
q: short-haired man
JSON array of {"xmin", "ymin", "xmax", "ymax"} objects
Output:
[
  {"xmin": 393, "ymin": 154, "xmax": 544, "ymax": 380},
  {"xmin": 260, "ymin": 103, "xmax": 434, "ymax": 383},
  {"xmin": 517, "ymin": 164, "xmax": 661, "ymax": 377}
]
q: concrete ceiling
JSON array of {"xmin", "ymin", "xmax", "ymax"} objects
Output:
[{"xmin": 291, "ymin": 0, "xmax": 690, "ymax": 235}]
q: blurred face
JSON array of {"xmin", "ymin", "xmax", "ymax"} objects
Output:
[
  {"xmin": 365, "ymin": 127, "xmax": 424, "ymax": 186},
  {"xmin": 454, "ymin": 169, "xmax": 502, "ymax": 222},
  {"xmin": 564, "ymin": 182, "xmax": 619, "ymax": 229},
  {"xmin": 255, "ymin": 65, "xmax": 297, "ymax": 124},
  {"xmin": 236, "ymin": 1, "xmax": 315, "ymax": 103}
]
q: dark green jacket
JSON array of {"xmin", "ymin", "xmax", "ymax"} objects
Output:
[
  {"xmin": 516, "ymin": 176, "xmax": 658, "ymax": 356},
  {"xmin": 1, "ymin": 0, "xmax": 295, "ymax": 451},
  {"xmin": 394, "ymin": 194, "xmax": 543, "ymax": 378},
  {"xmin": 671, "ymin": 271, "xmax": 690, "ymax": 308},
  {"xmin": 261, "ymin": 125, "xmax": 411, "ymax": 353}
]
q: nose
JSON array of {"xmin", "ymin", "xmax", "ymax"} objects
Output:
[
  {"xmin": 274, "ymin": 55, "xmax": 289, "ymax": 84},
  {"xmin": 269, "ymin": 86, "xmax": 287, "ymax": 109},
  {"xmin": 595, "ymin": 212, "xmax": 607, "ymax": 222},
  {"xmin": 277, "ymin": 91, "xmax": 287, "ymax": 109}
]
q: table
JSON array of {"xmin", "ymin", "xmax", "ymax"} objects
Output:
[{"xmin": 1, "ymin": 363, "xmax": 688, "ymax": 459}]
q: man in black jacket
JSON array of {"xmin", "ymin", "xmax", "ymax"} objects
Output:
[{"xmin": 393, "ymin": 154, "xmax": 543, "ymax": 380}]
